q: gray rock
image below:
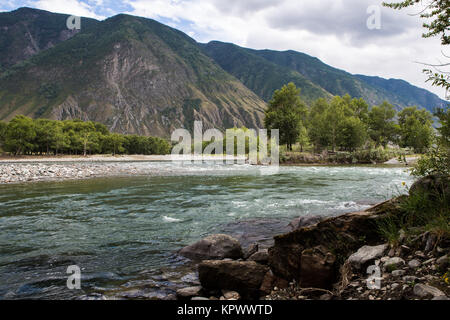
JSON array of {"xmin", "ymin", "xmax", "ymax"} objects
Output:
[
  {"xmin": 413, "ymin": 283, "xmax": 445, "ymax": 298},
  {"xmin": 436, "ymin": 255, "xmax": 449, "ymax": 267},
  {"xmin": 176, "ymin": 286, "xmax": 203, "ymax": 300},
  {"xmin": 383, "ymin": 257, "xmax": 405, "ymax": 271},
  {"xmin": 248, "ymin": 249, "xmax": 269, "ymax": 265},
  {"xmin": 408, "ymin": 259, "xmax": 421, "ymax": 269},
  {"xmin": 347, "ymin": 244, "xmax": 389, "ymax": 270},
  {"xmin": 403, "ymin": 276, "xmax": 417, "ymax": 283},
  {"xmin": 392, "ymin": 270, "xmax": 405, "ymax": 277},
  {"xmin": 179, "ymin": 234, "xmax": 243, "ymax": 261}
]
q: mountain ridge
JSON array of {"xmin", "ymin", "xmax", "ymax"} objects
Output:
[{"xmin": 0, "ymin": 7, "xmax": 447, "ymax": 138}]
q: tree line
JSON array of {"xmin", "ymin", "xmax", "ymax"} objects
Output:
[
  {"xmin": 0, "ymin": 116, "xmax": 171, "ymax": 156},
  {"xmin": 265, "ymin": 83, "xmax": 438, "ymax": 153}
]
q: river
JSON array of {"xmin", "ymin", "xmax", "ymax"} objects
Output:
[{"xmin": 0, "ymin": 162, "xmax": 415, "ymax": 299}]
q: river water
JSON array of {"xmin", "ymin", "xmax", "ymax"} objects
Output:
[{"xmin": 0, "ymin": 162, "xmax": 415, "ymax": 299}]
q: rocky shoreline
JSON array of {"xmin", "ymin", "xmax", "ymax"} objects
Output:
[{"xmin": 172, "ymin": 178, "xmax": 449, "ymax": 301}]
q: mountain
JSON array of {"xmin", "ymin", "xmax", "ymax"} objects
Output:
[
  {"xmin": 0, "ymin": 9, "xmax": 266, "ymax": 137},
  {"xmin": 203, "ymin": 41, "xmax": 448, "ymax": 111},
  {"xmin": 201, "ymin": 41, "xmax": 331, "ymax": 104},
  {"xmin": 0, "ymin": 7, "xmax": 98, "ymax": 71},
  {"xmin": 0, "ymin": 8, "xmax": 447, "ymax": 138}
]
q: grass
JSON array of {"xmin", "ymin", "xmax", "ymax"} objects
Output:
[{"xmin": 377, "ymin": 185, "xmax": 450, "ymax": 246}]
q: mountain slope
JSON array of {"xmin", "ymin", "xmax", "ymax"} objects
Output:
[
  {"xmin": 0, "ymin": 7, "xmax": 98, "ymax": 72},
  {"xmin": 204, "ymin": 41, "xmax": 447, "ymax": 112},
  {"xmin": 0, "ymin": 11, "xmax": 266, "ymax": 136},
  {"xmin": 201, "ymin": 41, "xmax": 331, "ymax": 103}
]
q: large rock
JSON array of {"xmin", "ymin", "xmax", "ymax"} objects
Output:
[
  {"xmin": 410, "ymin": 174, "xmax": 449, "ymax": 199},
  {"xmin": 198, "ymin": 260, "xmax": 269, "ymax": 299},
  {"xmin": 288, "ymin": 215, "xmax": 324, "ymax": 231},
  {"xmin": 413, "ymin": 284, "xmax": 446, "ymax": 298},
  {"xmin": 248, "ymin": 249, "xmax": 269, "ymax": 265},
  {"xmin": 299, "ymin": 245, "xmax": 336, "ymax": 289},
  {"xmin": 347, "ymin": 244, "xmax": 389, "ymax": 270},
  {"xmin": 268, "ymin": 199, "xmax": 400, "ymax": 283},
  {"xmin": 179, "ymin": 234, "xmax": 243, "ymax": 261}
]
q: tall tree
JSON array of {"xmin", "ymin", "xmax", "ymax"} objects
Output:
[
  {"xmin": 368, "ymin": 102, "xmax": 398, "ymax": 147},
  {"xmin": 398, "ymin": 106, "xmax": 434, "ymax": 152},
  {"xmin": 264, "ymin": 83, "xmax": 308, "ymax": 151},
  {"xmin": 4, "ymin": 115, "xmax": 36, "ymax": 155}
]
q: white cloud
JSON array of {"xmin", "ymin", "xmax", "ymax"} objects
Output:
[
  {"xmin": 123, "ymin": 0, "xmax": 448, "ymax": 99},
  {"xmin": 32, "ymin": 0, "xmax": 106, "ymax": 19}
]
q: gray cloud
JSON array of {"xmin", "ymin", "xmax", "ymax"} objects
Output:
[{"xmin": 264, "ymin": 0, "xmax": 417, "ymax": 45}]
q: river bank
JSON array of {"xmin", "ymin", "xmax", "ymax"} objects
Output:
[
  {"xmin": 173, "ymin": 183, "xmax": 450, "ymax": 301},
  {"xmin": 0, "ymin": 154, "xmax": 412, "ymax": 184}
]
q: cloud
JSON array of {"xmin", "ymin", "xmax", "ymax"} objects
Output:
[
  {"xmin": 31, "ymin": 0, "xmax": 106, "ymax": 19},
  {"xmin": 1, "ymin": 0, "xmax": 447, "ymax": 98}
]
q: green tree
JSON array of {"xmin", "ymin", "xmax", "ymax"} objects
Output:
[
  {"xmin": 368, "ymin": 102, "xmax": 398, "ymax": 147},
  {"xmin": 4, "ymin": 115, "xmax": 36, "ymax": 155},
  {"xmin": 104, "ymin": 133, "xmax": 126, "ymax": 156},
  {"xmin": 398, "ymin": 106, "xmax": 434, "ymax": 153},
  {"xmin": 338, "ymin": 117, "xmax": 368, "ymax": 151},
  {"xmin": 264, "ymin": 83, "xmax": 308, "ymax": 151}
]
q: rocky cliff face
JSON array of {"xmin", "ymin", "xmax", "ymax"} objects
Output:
[
  {"xmin": 0, "ymin": 7, "xmax": 98, "ymax": 70},
  {"xmin": 0, "ymin": 13, "xmax": 265, "ymax": 136}
]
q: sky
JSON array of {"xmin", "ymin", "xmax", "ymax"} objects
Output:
[{"xmin": 1, "ymin": 0, "xmax": 448, "ymax": 99}]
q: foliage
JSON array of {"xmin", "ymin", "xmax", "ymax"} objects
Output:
[
  {"xmin": 368, "ymin": 102, "xmax": 399, "ymax": 147},
  {"xmin": 1, "ymin": 115, "xmax": 171, "ymax": 156},
  {"xmin": 264, "ymin": 83, "xmax": 308, "ymax": 150},
  {"xmin": 397, "ymin": 106, "xmax": 434, "ymax": 153}
]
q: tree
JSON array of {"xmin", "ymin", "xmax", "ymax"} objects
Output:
[
  {"xmin": 368, "ymin": 102, "xmax": 398, "ymax": 147},
  {"xmin": 297, "ymin": 124, "xmax": 309, "ymax": 153},
  {"xmin": 398, "ymin": 106, "xmax": 434, "ymax": 153},
  {"xmin": 338, "ymin": 117, "xmax": 368, "ymax": 151},
  {"xmin": 4, "ymin": 115, "xmax": 36, "ymax": 155},
  {"xmin": 104, "ymin": 133, "xmax": 126, "ymax": 156},
  {"xmin": 264, "ymin": 83, "xmax": 308, "ymax": 151},
  {"xmin": 384, "ymin": 0, "xmax": 449, "ymax": 92}
]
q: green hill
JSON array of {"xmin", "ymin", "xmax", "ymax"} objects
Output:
[
  {"xmin": 204, "ymin": 41, "xmax": 448, "ymax": 112},
  {"xmin": 0, "ymin": 10, "xmax": 266, "ymax": 136}
]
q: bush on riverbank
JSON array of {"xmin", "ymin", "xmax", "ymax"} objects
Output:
[
  {"xmin": 281, "ymin": 147, "xmax": 411, "ymax": 164},
  {"xmin": 0, "ymin": 116, "xmax": 171, "ymax": 156}
]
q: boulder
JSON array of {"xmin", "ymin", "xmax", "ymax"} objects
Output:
[
  {"xmin": 383, "ymin": 257, "xmax": 405, "ymax": 271},
  {"xmin": 347, "ymin": 244, "xmax": 389, "ymax": 270},
  {"xmin": 248, "ymin": 249, "xmax": 269, "ymax": 265},
  {"xmin": 436, "ymin": 255, "xmax": 449, "ymax": 268},
  {"xmin": 176, "ymin": 286, "xmax": 203, "ymax": 300},
  {"xmin": 198, "ymin": 260, "xmax": 269, "ymax": 299},
  {"xmin": 269, "ymin": 199, "xmax": 400, "ymax": 282},
  {"xmin": 288, "ymin": 215, "xmax": 324, "ymax": 231},
  {"xmin": 179, "ymin": 234, "xmax": 243, "ymax": 261},
  {"xmin": 299, "ymin": 245, "xmax": 336, "ymax": 289},
  {"xmin": 413, "ymin": 284, "xmax": 445, "ymax": 298}
]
